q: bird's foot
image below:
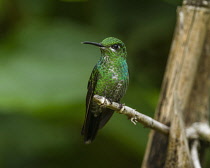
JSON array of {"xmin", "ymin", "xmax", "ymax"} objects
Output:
[{"xmin": 100, "ymin": 97, "xmax": 111, "ymax": 108}]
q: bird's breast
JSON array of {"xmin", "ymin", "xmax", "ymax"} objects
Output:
[{"xmin": 94, "ymin": 60, "xmax": 128, "ymax": 100}]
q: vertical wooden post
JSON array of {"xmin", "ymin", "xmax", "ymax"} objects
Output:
[{"xmin": 142, "ymin": 1, "xmax": 210, "ymax": 167}]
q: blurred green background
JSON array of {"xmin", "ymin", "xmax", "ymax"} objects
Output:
[{"xmin": 0, "ymin": 0, "xmax": 209, "ymax": 167}]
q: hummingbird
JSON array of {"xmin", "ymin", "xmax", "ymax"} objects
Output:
[{"xmin": 81, "ymin": 37, "xmax": 129, "ymax": 144}]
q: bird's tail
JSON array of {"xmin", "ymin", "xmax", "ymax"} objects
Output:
[{"xmin": 81, "ymin": 111, "xmax": 101, "ymax": 144}]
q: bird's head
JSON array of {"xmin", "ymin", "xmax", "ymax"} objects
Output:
[{"xmin": 82, "ymin": 37, "xmax": 127, "ymax": 58}]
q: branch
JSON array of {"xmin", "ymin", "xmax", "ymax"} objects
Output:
[
  {"xmin": 93, "ymin": 95, "xmax": 170, "ymax": 135},
  {"xmin": 191, "ymin": 140, "xmax": 201, "ymax": 168},
  {"xmin": 93, "ymin": 95, "xmax": 210, "ymax": 144},
  {"xmin": 186, "ymin": 122, "xmax": 210, "ymax": 142}
]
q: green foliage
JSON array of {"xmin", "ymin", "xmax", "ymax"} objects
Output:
[{"xmin": 0, "ymin": 21, "xmax": 97, "ymax": 110}]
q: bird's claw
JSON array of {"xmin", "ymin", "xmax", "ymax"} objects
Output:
[{"xmin": 100, "ymin": 97, "xmax": 111, "ymax": 108}]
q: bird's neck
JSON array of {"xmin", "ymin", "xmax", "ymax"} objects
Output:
[
  {"xmin": 99, "ymin": 55, "xmax": 125, "ymax": 65},
  {"xmin": 100, "ymin": 51, "xmax": 126, "ymax": 62}
]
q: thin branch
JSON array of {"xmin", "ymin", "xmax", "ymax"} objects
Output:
[
  {"xmin": 186, "ymin": 122, "xmax": 210, "ymax": 142},
  {"xmin": 191, "ymin": 140, "xmax": 201, "ymax": 168},
  {"xmin": 93, "ymin": 95, "xmax": 170, "ymax": 135},
  {"xmin": 93, "ymin": 95, "xmax": 210, "ymax": 143}
]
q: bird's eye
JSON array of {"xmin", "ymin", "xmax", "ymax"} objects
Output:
[{"xmin": 111, "ymin": 44, "xmax": 120, "ymax": 50}]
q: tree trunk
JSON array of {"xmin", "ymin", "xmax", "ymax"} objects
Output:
[{"xmin": 142, "ymin": 1, "xmax": 210, "ymax": 167}]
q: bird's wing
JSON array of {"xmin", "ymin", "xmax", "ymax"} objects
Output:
[
  {"xmin": 86, "ymin": 65, "xmax": 99, "ymax": 111},
  {"xmin": 81, "ymin": 65, "xmax": 101, "ymax": 143}
]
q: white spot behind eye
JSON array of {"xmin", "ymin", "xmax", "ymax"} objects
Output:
[{"xmin": 110, "ymin": 46, "xmax": 120, "ymax": 52}]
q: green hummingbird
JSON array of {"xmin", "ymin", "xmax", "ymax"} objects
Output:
[{"xmin": 81, "ymin": 37, "xmax": 129, "ymax": 144}]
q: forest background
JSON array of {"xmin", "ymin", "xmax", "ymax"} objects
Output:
[{"xmin": 0, "ymin": 0, "xmax": 209, "ymax": 167}]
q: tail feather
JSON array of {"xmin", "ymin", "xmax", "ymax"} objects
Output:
[
  {"xmin": 99, "ymin": 108, "xmax": 114, "ymax": 129},
  {"xmin": 81, "ymin": 111, "xmax": 101, "ymax": 144}
]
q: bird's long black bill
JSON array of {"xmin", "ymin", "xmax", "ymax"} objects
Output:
[{"xmin": 82, "ymin": 41, "xmax": 104, "ymax": 47}]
